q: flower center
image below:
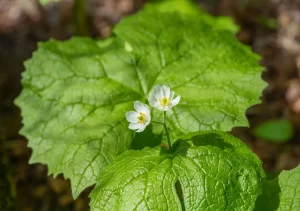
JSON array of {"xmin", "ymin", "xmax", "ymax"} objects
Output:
[
  {"xmin": 160, "ymin": 96, "xmax": 170, "ymax": 107},
  {"xmin": 137, "ymin": 112, "xmax": 146, "ymax": 124}
]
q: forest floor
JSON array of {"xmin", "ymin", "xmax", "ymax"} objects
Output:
[{"xmin": 0, "ymin": 0, "xmax": 300, "ymax": 210}]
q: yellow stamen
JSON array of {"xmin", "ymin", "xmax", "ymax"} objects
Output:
[
  {"xmin": 137, "ymin": 112, "xmax": 146, "ymax": 124},
  {"xmin": 160, "ymin": 96, "xmax": 170, "ymax": 107}
]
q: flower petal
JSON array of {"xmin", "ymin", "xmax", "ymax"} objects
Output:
[
  {"xmin": 153, "ymin": 102, "xmax": 164, "ymax": 111},
  {"xmin": 162, "ymin": 107, "xmax": 169, "ymax": 111},
  {"xmin": 143, "ymin": 104, "xmax": 151, "ymax": 116},
  {"xmin": 134, "ymin": 101, "xmax": 144, "ymax": 112},
  {"xmin": 153, "ymin": 84, "xmax": 164, "ymax": 99},
  {"xmin": 169, "ymin": 91, "xmax": 175, "ymax": 100},
  {"xmin": 146, "ymin": 112, "xmax": 151, "ymax": 123},
  {"xmin": 148, "ymin": 85, "xmax": 160, "ymax": 107},
  {"xmin": 141, "ymin": 104, "xmax": 150, "ymax": 114},
  {"xmin": 162, "ymin": 85, "xmax": 170, "ymax": 98},
  {"xmin": 134, "ymin": 101, "xmax": 150, "ymax": 115},
  {"xmin": 148, "ymin": 84, "xmax": 180, "ymax": 111},
  {"xmin": 136, "ymin": 124, "xmax": 147, "ymax": 132},
  {"xmin": 129, "ymin": 122, "xmax": 140, "ymax": 130},
  {"xmin": 125, "ymin": 111, "xmax": 139, "ymax": 123},
  {"xmin": 148, "ymin": 96, "xmax": 157, "ymax": 108},
  {"xmin": 170, "ymin": 95, "xmax": 181, "ymax": 107}
]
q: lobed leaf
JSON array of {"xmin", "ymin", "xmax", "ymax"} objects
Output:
[
  {"xmin": 15, "ymin": 1, "xmax": 265, "ymax": 198},
  {"xmin": 114, "ymin": 5, "xmax": 266, "ymax": 141},
  {"xmin": 90, "ymin": 131, "xmax": 265, "ymax": 211},
  {"xmin": 15, "ymin": 38, "xmax": 136, "ymax": 198},
  {"xmin": 255, "ymin": 166, "xmax": 300, "ymax": 211},
  {"xmin": 148, "ymin": 0, "xmax": 239, "ymax": 33}
]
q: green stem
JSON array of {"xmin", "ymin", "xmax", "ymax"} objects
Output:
[
  {"xmin": 72, "ymin": 0, "xmax": 89, "ymax": 36},
  {"xmin": 163, "ymin": 111, "xmax": 172, "ymax": 150},
  {"xmin": 151, "ymin": 112, "xmax": 172, "ymax": 151}
]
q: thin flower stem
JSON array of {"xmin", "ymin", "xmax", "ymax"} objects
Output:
[
  {"xmin": 163, "ymin": 111, "xmax": 172, "ymax": 151},
  {"xmin": 151, "ymin": 113, "xmax": 172, "ymax": 151}
]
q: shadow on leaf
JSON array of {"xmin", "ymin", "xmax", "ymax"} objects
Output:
[
  {"xmin": 254, "ymin": 177, "xmax": 280, "ymax": 211},
  {"xmin": 191, "ymin": 133, "xmax": 234, "ymax": 150},
  {"xmin": 130, "ymin": 124, "xmax": 162, "ymax": 150}
]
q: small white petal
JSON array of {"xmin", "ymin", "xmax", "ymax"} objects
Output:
[
  {"xmin": 126, "ymin": 101, "xmax": 151, "ymax": 132},
  {"xmin": 148, "ymin": 86, "xmax": 160, "ymax": 107},
  {"xmin": 148, "ymin": 97, "xmax": 157, "ymax": 108},
  {"xmin": 163, "ymin": 107, "xmax": 169, "ymax": 111},
  {"xmin": 145, "ymin": 110, "xmax": 151, "ymax": 122},
  {"xmin": 129, "ymin": 123, "xmax": 140, "ymax": 130},
  {"xmin": 153, "ymin": 102, "xmax": 164, "ymax": 111},
  {"xmin": 152, "ymin": 84, "xmax": 161, "ymax": 92},
  {"xmin": 125, "ymin": 111, "xmax": 139, "ymax": 123},
  {"xmin": 153, "ymin": 84, "xmax": 164, "ymax": 99},
  {"xmin": 134, "ymin": 101, "xmax": 150, "ymax": 115},
  {"xmin": 141, "ymin": 104, "xmax": 150, "ymax": 114},
  {"xmin": 148, "ymin": 84, "xmax": 180, "ymax": 111},
  {"xmin": 157, "ymin": 90, "xmax": 164, "ymax": 100},
  {"xmin": 136, "ymin": 124, "xmax": 147, "ymax": 132},
  {"xmin": 169, "ymin": 91, "xmax": 175, "ymax": 100},
  {"xmin": 170, "ymin": 95, "xmax": 181, "ymax": 107},
  {"xmin": 162, "ymin": 85, "xmax": 170, "ymax": 98},
  {"xmin": 134, "ymin": 101, "xmax": 144, "ymax": 112}
]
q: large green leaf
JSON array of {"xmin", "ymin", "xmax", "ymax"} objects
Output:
[
  {"xmin": 255, "ymin": 166, "xmax": 300, "ymax": 211},
  {"xmin": 114, "ymin": 5, "xmax": 265, "ymax": 140},
  {"xmin": 15, "ymin": 3, "xmax": 265, "ymax": 198},
  {"xmin": 15, "ymin": 38, "xmax": 136, "ymax": 198},
  {"xmin": 148, "ymin": 0, "xmax": 239, "ymax": 33},
  {"xmin": 90, "ymin": 131, "xmax": 265, "ymax": 210}
]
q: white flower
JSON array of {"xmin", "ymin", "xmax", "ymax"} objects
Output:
[
  {"xmin": 125, "ymin": 101, "xmax": 151, "ymax": 132},
  {"xmin": 148, "ymin": 84, "xmax": 181, "ymax": 111}
]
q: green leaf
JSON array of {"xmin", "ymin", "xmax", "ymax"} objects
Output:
[
  {"xmin": 15, "ymin": 4, "xmax": 265, "ymax": 198},
  {"xmin": 150, "ymin": 0, "xmax": 203, "ymax": 15},
  {"xmin": 90, "ymin": 131, "xmax": 265, "ymax": 210},
  {"xmin": 148, "ymin": 0, "xmax": 239, "ymax": 33},
  {"xmin": 257, "ymin": 16, "xmax": 278, "ymax": 30},
  {"xmin": 72, "ymin": 0, "xmax": 89, "ymax": 36},
  {"xmin": 255, "ymin": 166, "xmax": 300, "ymax": 211},
  {"xmin": 253, "ymin": 119, "xmax": 293, "ymax": 143},
  {"xmin": 114, "ymin": 6, "xmax": 266, "ymax": 140},
  {"xmin": 39, "ymin": 0, "xmax": 60, "ymax": 5},
  {"xmin": 15, "ymin": 37, "xmax": 136, "ymax": 198}
]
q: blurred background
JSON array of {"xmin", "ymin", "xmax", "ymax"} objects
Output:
[{"xmin": 0, "ymin": 0, "xmax": 300, "ymax": 210}]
